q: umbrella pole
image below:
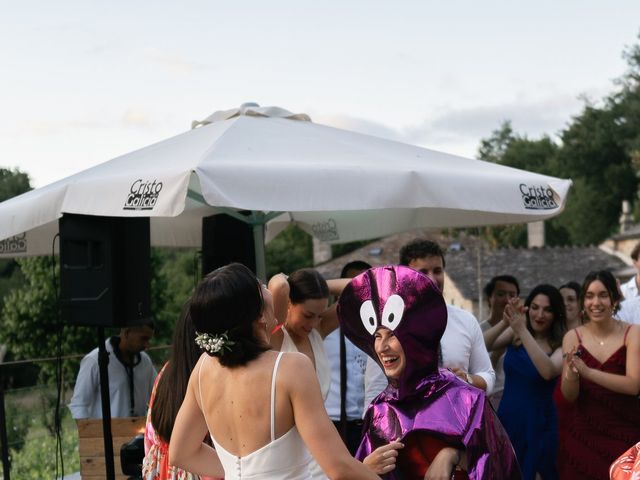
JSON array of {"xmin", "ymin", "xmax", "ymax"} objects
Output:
[{"xmin": 253, "ymin": 222, "xmax": 266, "ymax": 282}]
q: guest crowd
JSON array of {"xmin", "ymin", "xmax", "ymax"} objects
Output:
[{"xmin": 69, "ymin": 237, "xmax": 640, "ymax": 479}]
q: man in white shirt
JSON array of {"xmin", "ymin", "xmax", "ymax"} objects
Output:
[
  {"xmin": 364, "ymin": 239, "xmax": 495, "ymax": 408},
  {"xmin": 620, "ymin": 242, "xmax": 640, "ymax": 300},
  {"xmin": 324, "ymin": 260, "xmax": 370, "ymax": 454},
  {"xmin": 69, "ymin": 321, "xmax": 157, "ymax": 419},
  {"xmin": 479, "ymin": 275, "xmax": 520, "ymax": 410},
  {"xmin": 616, "ymin": 295, "xmax": 640, "ymax": 324}
]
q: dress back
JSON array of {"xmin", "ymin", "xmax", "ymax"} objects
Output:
[{"xmin": 200, "ymin": 352, "xmax": 312, "ymax": 480}]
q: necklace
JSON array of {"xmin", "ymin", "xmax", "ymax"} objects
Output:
[{"xmin": 589, "ymin": 321, "xmax": 618, "ymax": 346}]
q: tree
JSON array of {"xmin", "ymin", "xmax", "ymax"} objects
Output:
[
  {"xmin": 0, "ymin": 168, "xmax": 32, "ymax": 314},
  {"xmin": 477, "ymin": 121, "xmax": 515, "ymax": 164},
  {"xmin": 0, "ymin": 168, "xmax": 31, "ymax": 203},
  {"xmin": 265, "ymin": 225, "xmax": 313, "ymax": 277},
  {"xmin": 476, "ymin": 127, "xmax": 567, "ymax": 247}
]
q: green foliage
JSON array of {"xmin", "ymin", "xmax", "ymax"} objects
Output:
[
  {"xmin": 0, "ymin": 167, "xmax": 31, "ymax": 203},
  {"xmin": 0, "ymin": 256, "xmax": 91, "ymax": 387},
  {"xmin": 4, "ymin": 400, "xmax": 32, "ymax": 453},
  {"xmin": 265, "ymin": 224, "xmax": 313, "ymax": 277},
  {"xmin": 8, "ymin": 411, "xmax": 79, "ymax": 479},
  {"xmin": 477, "ymin": 121, "xmax": 515, "ymax": 164},
  {"xmin": 151, "ymin": 248, "xmax": 199, "ymax": 345},
  {"xmin": 0, "ymin": 168, "xmax": 32, "ymax": 315}
]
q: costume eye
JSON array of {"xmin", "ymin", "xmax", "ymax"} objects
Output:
[
  {"xmin": 381, "ymin": 294, "xmax": 404, "ymax": 331},
  {"xmin": 359, "ymin": 300, "xmax": 378, "ymax": 335}
]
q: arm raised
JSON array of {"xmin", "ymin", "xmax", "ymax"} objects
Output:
[
  {"xmin": 268, "ymin": 273, "xmax": 291, "ymax": 325},
  {"xmin": 505, "ymin": 300, "xmax": 562, "ymax": 380}
]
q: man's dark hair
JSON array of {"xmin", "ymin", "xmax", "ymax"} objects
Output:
[
  {"xmin": 631, "ymin": 242, "xmax": 640, "ymax": 261},
  {"xmin": 483, "ymin": 275, "xmax": 520, "ymax": 298},
  {"xmin": 399, "ymin": 239, "xmax": 445, "ymax": 268},
  {"xmin": 340, "ymin": 260, "xmax": 372, "ymax": 278}
]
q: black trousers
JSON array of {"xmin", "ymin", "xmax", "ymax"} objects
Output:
[{"xmin": 332, "ymin": 419, "xmax": 364, "ymax": 456}]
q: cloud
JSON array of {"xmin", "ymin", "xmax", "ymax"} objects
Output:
[
  {"xmin": 121, "ymin": 108, "xmax": 156, "ymax": 128},
  {"xmin": 142, "ymin": 48, "xmax": 206, "ymax": 75},
  {"xmin": 312, "ymin": 113, "xmax": 406, "ymax": 142},
  {"xmin": 313, "ymin": 90, "xmax": 611, "ymax": 158}
]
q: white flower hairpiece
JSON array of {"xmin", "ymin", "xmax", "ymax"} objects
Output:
[{"xmin": 195, "ymin": 331, "xmax": 235, "ymax": 356}]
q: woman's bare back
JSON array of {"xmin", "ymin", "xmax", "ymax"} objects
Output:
[{"xmin": 196, "ymin": 350, "xmax": 296, "ymax": 457}]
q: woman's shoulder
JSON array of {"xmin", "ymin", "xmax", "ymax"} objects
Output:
[
  {"xmin": 562, "ymin": 326, "xmax": 582, "ymax": 346},
  {"xmin": 278, "ymin": 350, "xmax": 313, "ymax": 367}
]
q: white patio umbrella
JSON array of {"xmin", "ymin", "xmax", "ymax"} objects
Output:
[{"xmin": 0, "ymin": 103, "xmax": 572, "ymax": 278}]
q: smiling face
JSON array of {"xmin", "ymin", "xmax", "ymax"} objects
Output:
[
  {"xmin": 374, "ymin": 327, "xmax": 406, "ymax": 380},
  {"xmin": 527, "ymin": 294, "xmax": 555, "ymax": 335},
  {"xmin": 583, "ymin": 279, "xmax": 614, "ymax": 323},
  {"xmin": 286, "ymin": 298, "xmax": 329, "ymax": 338}
]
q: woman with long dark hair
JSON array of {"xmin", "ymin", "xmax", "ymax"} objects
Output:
[
  {"xmin": 169, "ymin": 263, "xmax": 380, "ymax": 480},
  {"xmin": 559, "ymin": 270, "xmax": 640, "ymax": 479},
  {"xmin": 484, "ymin": 284, "xmax": 567, "ymax": 480},
  {"xmin": 143, "ymin": 306, "xmax": 215, "ymax": 480}
]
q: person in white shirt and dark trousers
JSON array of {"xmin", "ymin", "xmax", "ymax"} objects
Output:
[{"xmin": 323, "ymin": 260, "xmax": 370, "ymax": 454}]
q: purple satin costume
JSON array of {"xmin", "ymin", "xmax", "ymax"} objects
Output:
[{"xmin": 337, "ymin": 266, "xmax": 521, "ymax": 480}]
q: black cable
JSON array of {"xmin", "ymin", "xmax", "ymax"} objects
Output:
[{"xmin": 51, "ymin": 233, "xmax": 64, "ymax": 479}]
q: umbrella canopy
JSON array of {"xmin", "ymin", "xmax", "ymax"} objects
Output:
[{"xmin": 0, "ymin": 104, "xmax": 572, "ymax": 277}]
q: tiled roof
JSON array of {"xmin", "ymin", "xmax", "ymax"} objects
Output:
[
  {"xmin": 445, "ymin": 244, "xmax": 629, "ymax": 300},
  {"xmin": 316, "ymin": 231, "xmax": 630, "ymax": 301}
]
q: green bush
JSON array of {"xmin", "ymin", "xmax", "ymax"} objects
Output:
[{"xmin": 7, "ymin": 412, "xmax": 79, "ymax": 479}]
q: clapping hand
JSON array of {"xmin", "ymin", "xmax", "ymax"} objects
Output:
[
  {"xmin": 503, "ymin": 297, "xmax": 527, "ymax": 333},
  {"xmin": 363, "ymin": 440, "xmax": 404, "ymax": 475},
  {"xmin": 566, "ymin": 346, "xmax": 587, "ymax": 378}
]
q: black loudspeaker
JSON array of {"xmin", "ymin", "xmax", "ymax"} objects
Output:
[
  {"xmin": 201, "ymin": 213, "xmax": 256, "ymax": 276},
  {"xmin": 59, "ymin": 214, "xmax": 151, "ymax": 328}
]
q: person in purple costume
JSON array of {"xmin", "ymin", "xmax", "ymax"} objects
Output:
[{"xmin": 338, "ymin": 265, "xmax": 521, "ymax": 480}]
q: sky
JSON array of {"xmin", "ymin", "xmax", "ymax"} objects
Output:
[{"xmin": 1, "ymin": 1, "xmax": 639, "ymax": 188}]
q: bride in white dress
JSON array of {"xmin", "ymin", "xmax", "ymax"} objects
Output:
[{"xmin": 169, "ymin": 263, "xmax": 380, "ymax": 480}]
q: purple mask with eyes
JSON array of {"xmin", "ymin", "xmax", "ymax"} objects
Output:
[{"xmin": 338, "ymin": 265, "xmax": 447, "ymax": 399}]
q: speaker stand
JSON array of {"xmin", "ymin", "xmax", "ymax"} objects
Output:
[{"xmin": 97, "ymin": 327, "xmax": 116, "ymax": 480}]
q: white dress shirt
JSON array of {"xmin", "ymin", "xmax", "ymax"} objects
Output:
[
  {"xmin": 620, "ymin": 276, "xmax": 639, "ymax": 300},
  {"xmin": 323, "ymin": 329, "xmax": 367, "ymax": 421},
  {"xmin": 69, "ymin": 337, "xmax": 157, "ymax": 419}
]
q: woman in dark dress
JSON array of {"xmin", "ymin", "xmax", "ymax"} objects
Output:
[
  {"xmin": 484, "ymin": 284, "xmax": 566, "ymax": 480},
  {"xmin": 559, "ymin": 270, "xmax": 640, "ymax": 479}
]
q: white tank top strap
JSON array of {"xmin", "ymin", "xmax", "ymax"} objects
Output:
[{"xmin": 270, "ymin": 352, "xmax": 284, "ymax": 442}]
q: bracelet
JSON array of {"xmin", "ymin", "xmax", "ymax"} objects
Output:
[{"xmin": 465, "ymin": 373, "xmax": 474, "ymax": 386}]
